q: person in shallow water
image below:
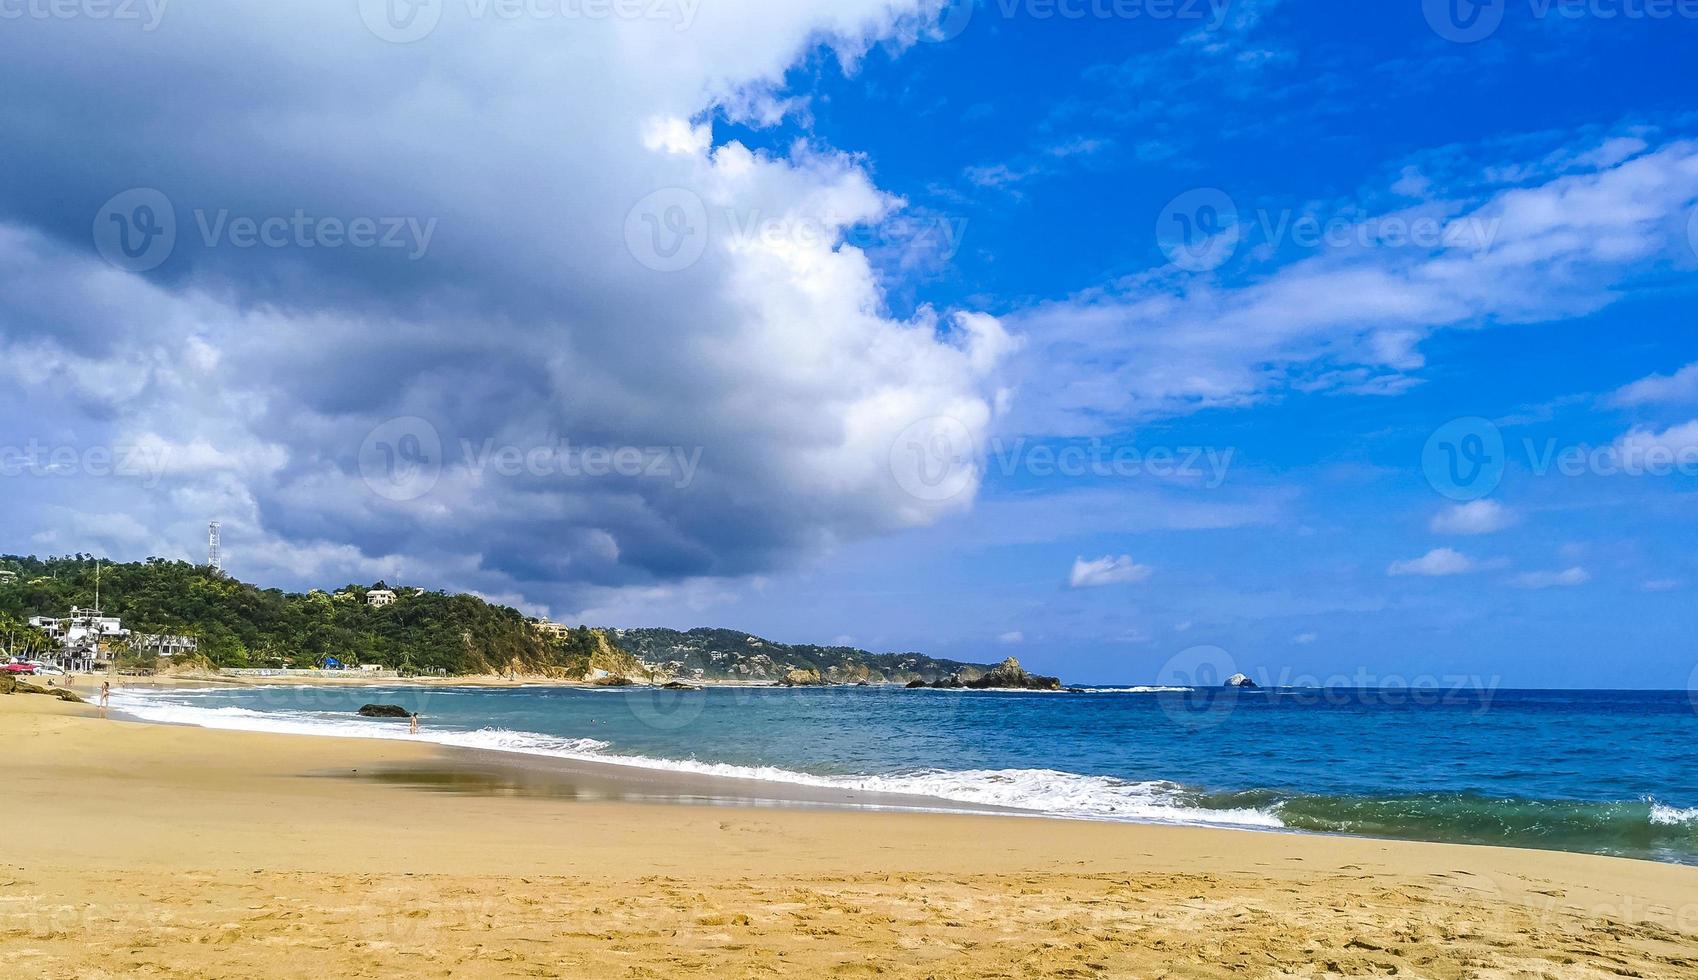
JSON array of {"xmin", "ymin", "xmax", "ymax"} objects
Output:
[{"xmin": 410, "ymin": 713, "xmax": 420, "ymax": 736}]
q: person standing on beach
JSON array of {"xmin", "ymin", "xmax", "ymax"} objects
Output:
[
  {"xmin": 99, "ymin": 681, "xmax": 110, "ymax": 718},
  {"xmin": 410, "ymin": 712, "xmax": 420, "ymax": 735}
]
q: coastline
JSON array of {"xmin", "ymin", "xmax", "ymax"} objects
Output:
[{"xmin": 5, "ymin": 694, "xmax": 1698, "ymax": 977}]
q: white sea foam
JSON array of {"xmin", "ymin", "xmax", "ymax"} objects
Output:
[
  {"xmin": 1073, "ymin": 686, "xmax": 1193, "ymax": 694},
  {"xmin": 107, "ymin": 690, "xmax": 1283, "ymax": 831},
  {"xmin": 1649, "ymin": 802, "xmax": 1698, "ymax": 826}
]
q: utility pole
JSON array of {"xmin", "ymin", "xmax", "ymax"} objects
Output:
[{"xmin": 208, "ymin": 521, "xmax": 222, "ymax": 574}]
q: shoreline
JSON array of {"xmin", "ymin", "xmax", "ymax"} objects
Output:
[
  {"xmin": 100, "ymin": 681, "xmax": 1698, "ymax": 866},
  {"xmin": 5, "ymin": 694, "xmax": 1698, "ymax": 976}
]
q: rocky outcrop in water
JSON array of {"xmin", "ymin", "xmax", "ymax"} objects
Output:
[
  {"xmin": 908, "ymin": 658, "xmax": 1062, "ymax": 691},
  {"xmin": 777, "ymin": 668, "xmax": 825, "ymax": 687},
  {"xmin": 357, "ymin": 703, "xmax": 412, "ymax": 718},
  {"xmin": 1224, "ymin": 673, "xmax": 1258, "ymax": 689}
]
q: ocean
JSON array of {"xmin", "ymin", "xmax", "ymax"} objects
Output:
[{"xmin": 110, "ymin": 684, "xmax": 1698, "ymax": 865}]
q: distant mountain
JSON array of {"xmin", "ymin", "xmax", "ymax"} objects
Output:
[{"xmin": 615, "ymin": 627, "xmax": 1009, "ymax": 685}]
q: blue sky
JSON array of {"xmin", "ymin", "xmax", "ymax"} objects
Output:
[{"xmin": 2, "ymin": 0, "xmax": 1697, "ymax": 686}]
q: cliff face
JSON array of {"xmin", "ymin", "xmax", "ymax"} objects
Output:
[{"xmin": 583, "ymin": 631, "xmax": 652, "ymax": 682}]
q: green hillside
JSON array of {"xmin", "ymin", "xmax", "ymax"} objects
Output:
[
  {"xmin": 616, "ymin": 626, "xmax": 1000, "ymax": 684},
  {"xmin": 0, "ymin": 554, "xmax": 643, "ymax": 679}
]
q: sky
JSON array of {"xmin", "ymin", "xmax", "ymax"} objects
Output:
[{"xmin": 2, "ymin": 0, "xmax": 1697, "ymax": 687}]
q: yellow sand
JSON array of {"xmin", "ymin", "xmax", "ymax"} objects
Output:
[{"xmin": 3, "ymin": 695, "xmax": 1696, "ymax": 978}]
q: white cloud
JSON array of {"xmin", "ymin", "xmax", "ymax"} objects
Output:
[
  {"xmin": 1615, "ymin": 420, "xmax": 1698, "ymax": 458},
  {"xmin": 1006, "ymin": 137, "xmax": 1698, "ymax": 434},
  {"xmin": 1610, "ymin": 361, "xmax": 1698, "ymax": 406},
  {"xmin": 997, "ymin": 630, "xmax": 1025, "ymax": 644},
  {"xmin": 0, "ymin": 0, "xmax": 1022, "ymax": 609},
  {"xmin": 1431, "ymin": 500, "xmax": 1516, "ymax": 535},
  {"xmin": 1292, "ymin": 631, "xmax": 1317, "ymax": 645},
  {"xmin": 1388, "ymin": 547, "xmax": 1477, "ymax": 577},
  {"xmin": 1069, "ymin": 555, "xmax": 1153, "ymax": 588},
  {"xmin": 1642, "ymin": 579, "xmax": 1682, "ymax": 592},
  {"xmin": 1510, "ymin": 567, "xmax": 1591, "ymax": 589}
]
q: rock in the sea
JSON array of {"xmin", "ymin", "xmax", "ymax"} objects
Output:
[
  {"xmin": 904, "ymin": 679, "xmax": 929, "ymax": 689},
  {"xmin": 1224, "ymin": 673, "xmax": 1258, "ymax": 689},
  {"xmin": 905, "ymin": 658, "xmax": 1062, "ymax": 691},
  {"xmin": 778, "ymin": 668, "xmax": 825, "ymax": 687},
  {"xmin": 962, "ymin": 657, "xmax": 1062, "ymax": 691},
  {"xmin": 660, "ymin": 681, "xmax": 702, "ymax": 691},
  {"xmin": 357, "ymin": 703, "xmax": 413, "ymax": 718},
  {"xmin": 592, "ymin": 675, "xmax": 636, "ymax": 687}
]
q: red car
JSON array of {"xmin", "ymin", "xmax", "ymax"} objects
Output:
[{"xmin": 3, "ymin": 663, "xmax": 37, "ymax": 675}]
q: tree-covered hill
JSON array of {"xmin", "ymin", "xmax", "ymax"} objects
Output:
[
  {"xmin": 616, "ymin": 626, "xmax": 1000, "ymax": 684},
  {"xmin": 0, "ymin": 554, "xmax": 644, "ymax": 678}
]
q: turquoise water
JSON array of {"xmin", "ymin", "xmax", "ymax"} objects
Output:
[{"xmin": 113, "ymin": 684, "xmax": 1698, "ymax": 864}]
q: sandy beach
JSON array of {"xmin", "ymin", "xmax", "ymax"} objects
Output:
[{"xmin": 4, "ymin": 693, "xmax": 1697, "ymax": 979}]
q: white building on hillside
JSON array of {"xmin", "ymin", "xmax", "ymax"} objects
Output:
[
  {"xmin": 29, "ymin": 607, "xmax": 128, "ymax": 667},
  {"xmin": 367, "ymin": 589, "xmax": 397, "ymax": 607},
  {"xmin": 134, "ymin": 633, "xmax": 199, "ymax": 658}
]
